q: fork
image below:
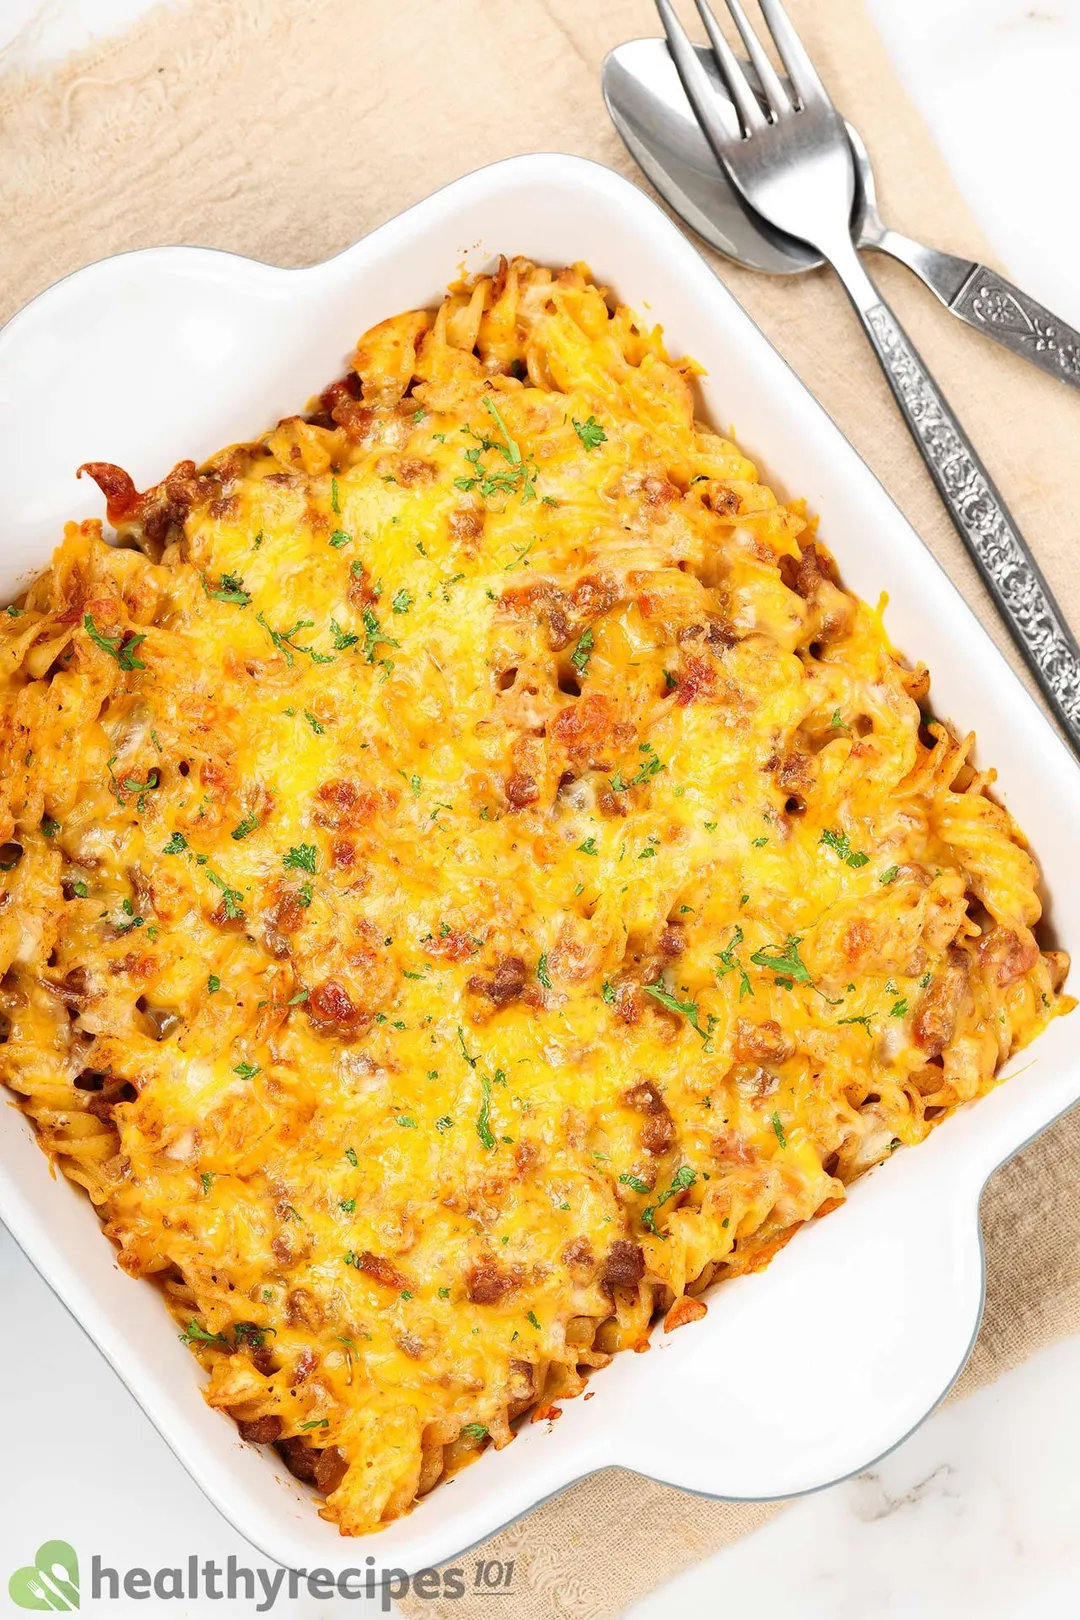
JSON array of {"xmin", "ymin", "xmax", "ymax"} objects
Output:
[{"xmin": 656, "ymin": 0, "xmax": 1080, "ymax": 757}]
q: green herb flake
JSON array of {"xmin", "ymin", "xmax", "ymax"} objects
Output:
[
  {"xmin": 344, "ymin": 1147, "xmax": 358, "ymax": 1167},
  {"xmin": 572, "ymin": 415, "xmax": 607, "ymax": 450},
  {"xmin": 879, "ymin": 865, "xmax": 899, "ymax": 885},
  {"xmin": 83, "ymin": 612, "xmax": 146, "ymax": 671},
  {"xmin": 577, "ymin": 837, "xmax": 599, "ymax": 855},
  {"xmin": 715, "ymin": 925, "xmax": 753, "ymax": 1000},
  {"xmin": 476, "ymin": 1075, "xmax": 496, "ymax": 1150},
  {"xmin": 570, "ymin": 627, "xmax": 594, "ymax": 676},
  {"xmin": 207, "ymin": 974, "xmax": 221, "ymax": 994},
  {"xmin": 328, "ymin": 529, "xmax": 352, "ymax": 549},
  {"xmin": 233, "ymin": 1061, "xmax": 260, "ymax": 1081},
  {"xmin": 231, "ymin": 811, "xmax": 259, "ymax": 841},
  {"xmin": 890, "ymin": 998, "xmax": 909, "ymax": 1018},
  {"xmin": 209, "ymin": 572, "xmax": 251, "ymax": 607},
  {"xmin": 537, "ymin": 954, "xmax": 552, "ymax": 990},
  {"xmin": 283, "ymin": 843, "xmax": 317, "ymax": 875},
  {"xmin": 330, "ymin": 618, "xmax": 360, "ymax": 650},
  {"xmin": 391, "ymin": 589, "xmax": 412, "ymax": 614},
  {"xmin": 180, "ymin": 1319, "xmax": 228, "ymax": 1347},
  {"xmin": 642, "ymin": 983, "xmax": 716, "ymax": 1048},
  {"xmin": 641, "ymin": 1165, "xmax": 696, "ymax": 1239},
  {"xmin": 820, "ymin": 828, "xmax": 870, "ymax": 869},
  {"xmin": 771, "ymin": 1111, "xmax": 787, "ymax": 1149},
  {"xmin": 619, "ymin": 1172, "xmax": 650, "ymax": 1195},
  {"xmin": 750, "ymin": 934, "xmax": 812, "ymax": 985},
  {"xmin": 206, "ymin": 870, "xmax": 244, "ymax": 919}
]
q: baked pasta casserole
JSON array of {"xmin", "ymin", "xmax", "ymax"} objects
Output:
[{"xmin": 0, "ymin": 258, "xmax": 1069, "ymax": 1534}]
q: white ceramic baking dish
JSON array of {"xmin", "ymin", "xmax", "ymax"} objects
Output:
[{"xmin": 1, "ymin": 153, "xmax": 1078, "ymax": 1575}]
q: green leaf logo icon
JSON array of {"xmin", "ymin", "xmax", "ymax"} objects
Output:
[{"xmin": 9, "ymin": 1541, "xmax": 80, "ymax": 1610}]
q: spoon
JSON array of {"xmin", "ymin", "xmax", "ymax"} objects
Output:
[{"xmin": 603, "ymin": 37, "xmax": 1080, "ymax": 390}]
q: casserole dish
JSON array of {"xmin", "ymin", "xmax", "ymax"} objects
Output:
[{"xmin": 0, "ymin": 152, "xmax": 1077, "ymax": 1572}]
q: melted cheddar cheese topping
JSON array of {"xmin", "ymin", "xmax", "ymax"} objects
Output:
[{"xmin": 0, "ymin": 258, "xmax": 1069, "ymax": 1534}]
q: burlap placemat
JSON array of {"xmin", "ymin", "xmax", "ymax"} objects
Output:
[{"xmin": 3, "ymin": 2, "xmax": 1080, "ymax": 1615}]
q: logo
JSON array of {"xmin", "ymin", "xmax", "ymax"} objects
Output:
[{"xmin": 9, "ymin": 1541, "xmax": 80, "ymax": 1611}]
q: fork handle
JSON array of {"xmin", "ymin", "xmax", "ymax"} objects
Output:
[
  {"xmin": 833, "ymin": 254, "xmax": 1080, "ymax": 752},
  {"xmin": 872, "ymin": 233, "xmax": 1080, "ymax": 394}
]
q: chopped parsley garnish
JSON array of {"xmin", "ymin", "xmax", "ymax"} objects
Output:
[
  {"xmin": 642, "ymin": 984, "xmax": 717, "ymax": 1049},
  {"xmin": 209, "ymin": 572, "xmax": 251, "ymax": 607},
  {"xmin": 256, "ymin": 613, "xmax": 333, "ymax": 667},
  {"xmin": 890, "ymin": 998, "xmax": 909, "ymax": 1018},
  {"xmin": 570, "ymin": 627, "xmax": 593, "ymax": 676},
  {"xmin": 715, "ymin": 925, "xmax": 753, "ymax": 1000},
  {"xmin": 330, "ymin": 618, "xmax": 359, "ymax": 650},
  {"xmin": 303, "ymin": 709, "xmax": 325, "ymax": 734},
  {"xmin": 830, "ymin": 709, "xmax": 847, "ymax": 730},
  {"xmin": 283, "ymin": 843, "xmax": 317, "ymax": 874},
  {"xmin": 231, "ymin": 811, "xmax": 259, "ymax": 841},
  {"xmin": 642, "ymin": 1165, "xmax": 696, "ymax": 1238},
  {"xmin": 360, "ymin": 605, "xmax": 399, "ymax": 664},
  {"xmin": 476, "ymin": 1075, "xmax": 496, "ymax": 1150},
  {"xmin": 396, "ymin": 1114, "xmax": 418, "ymax": 1129},
  {"xmin": 328, "ymin": 530, "xmax": 352, "ymax": 548},
  {"xmin": 233, "ymin": 1061, "xmax": 260, "ymax": 1080},
  {"xmin": 771, "ymin": 1111, "xmax": 787, "ymax": 1149},
  {"xmin": 83, "ymin": 613, "xmax": 146, "ymax": 670},
  {"xmin": 299, "ymin": 1418, "xmax": 329, "ymax": 1431},
  {"xmin": 201, "ymin": 1172, "xmax": 214, "ymax": 1193},
  {"xmin": 572, "ymin": 415, "xmax": 607, "ymax": 450},
  {"xmin": 601, "ymin": 980, "xmax": 616, "ymax": 1004},
  {"xmin": 838, "ymin": 1014, "xmax": 871, "ymax": 1029},
  {"xmin": 344, "ymin": 1250, "xmax": 361, "ymax": 1269},
  {"xmin": 331, "ymin": 476, "xmax": 341, "ymax": 513},
  {"xmin": 339, "ymin": 1198, "xmax": 356, "ymax": 1214},
  {"xmin": 619, "ymin": 1172, "xmax": 650, "ymax": 1195},
  {"xmin": 207, "ymin": 974, "xmax": 221, "ymax": 993},
  {"xmin": 180, "ymin": 1320, "xmax": 228, "ymax": 1347},
  {"xmin": 207, "ymin": 870, "xmax": 244, "ymax": 919},
  {"xmin": 750, "ymin": 934, "xmax": 813, "ymax": 985},
  {"xmin": 344, "ymin": 1147, "xmax": 358, "ymax": 1166},
  {"xmin": 163, "ymin": 831, "xmax": 187, "ymax": 854},
  {"xmin": 526, "ymin": 1310, "xmax": 542, "ymax": 1330},
  {"xmin": 391, "ymin": 589, "xmax": 412, "ymax": 614},
  {"xmin": 462, "ymin": 1423, "xmax": 488, "ymax": 1441},
  {"xmin": 41, "ymin": 815, "xmax": 59, "ymax": 838},
  {"xmin": 577, "ymin": 837, "xmax": 599, "ymax": 855},
  {"xmin": 435, "ymin": 1115, "xmax": 453, "ymax": 1132},
  {"xmin": 820, "ymin": 828, "xmax": 870, "ymax": 868},
  {"xmin": 879, "ymin": 865, "xmax": 899, "ymax": 885},
  {"xmin": 69, "ymin": 879, "xmax": 89, "ymax": 898},
  {"xmin": 610, "ymin": 745, "xmax": 666, "ymax": 793},
  {"xmin": 537, "ymin": 954, "xmax": 552, "ymax": 990},
  {"xmin": 455, "ymin": 395, "xmax": 538, "ymax": 504}
]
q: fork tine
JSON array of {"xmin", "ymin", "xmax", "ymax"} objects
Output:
[
  {"xmin": 721, "ymin": 0, "xmax": 792, "ymax": 119},
  {"xmin": 655, "ymin": 0, "xmax": 742, "ymax": 145},
  {"xmin": 756, "ymin": 0, "xmax": 831, "ymax": 110},
  {"xmin": 690, "ymin": 0, "xmax": 768, "ymax": 133}
]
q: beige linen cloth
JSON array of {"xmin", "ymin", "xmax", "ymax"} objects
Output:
[{"xmin": 3, "ymin": 2, "xmax": 1080, "ymax": 1615}]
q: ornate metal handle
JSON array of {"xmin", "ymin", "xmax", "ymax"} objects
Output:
[
  {"xmin": 951, "ymin": 266, "xmax": 1080, "ymax": 389},
  {"xmin": 872, "ymin": 235, "xmax": 1080, "ymax": 396},
  {"xmin": 859, "ymin": 300, "xmax": 1080, "ymax": 750}
]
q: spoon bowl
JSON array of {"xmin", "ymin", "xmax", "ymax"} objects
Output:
[{"xmin": 602, "ymin": 38, "xmax": 868, "ymax": 274}]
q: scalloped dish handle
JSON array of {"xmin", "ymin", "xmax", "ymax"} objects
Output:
[{"xmin": 601, "ymin": 1154, "xmax": 986, "ymax": 1499}]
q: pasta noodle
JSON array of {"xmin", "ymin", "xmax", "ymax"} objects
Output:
[{"xmin": 0, "ymin": 257, "xmax": 1070, "ymax": 1534}]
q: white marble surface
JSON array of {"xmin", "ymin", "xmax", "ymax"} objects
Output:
[{"xmin": 3, "ymin": 2, "xmax": 1080, "ymax": 1617}]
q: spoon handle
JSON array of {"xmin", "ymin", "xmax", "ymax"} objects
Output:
[
  {"xmin": 829, "ymin": 239, "xmax": 1080, "ymax": 754},
  {"xmin": 873, "ymin": 233, "xmax": 1080, "ymax": 394}
]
